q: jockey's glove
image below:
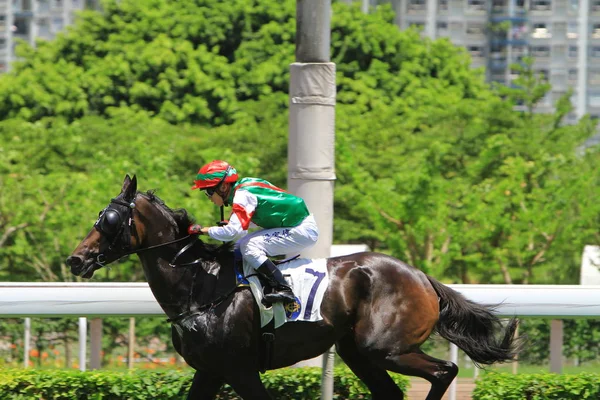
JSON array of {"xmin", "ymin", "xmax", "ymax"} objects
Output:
[{"xmin": 187, "ymin": 224, "xmax": 204, "ymax": 235}]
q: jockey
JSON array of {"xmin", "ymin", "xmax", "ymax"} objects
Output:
[{"xmin": 188, "ymin": 160, "xmax": 319, "ymax": 304}]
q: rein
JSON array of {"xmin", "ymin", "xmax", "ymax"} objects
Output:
[{"xmin": 95, "ymin": 194, "xmax": 251, "ymax": 325}]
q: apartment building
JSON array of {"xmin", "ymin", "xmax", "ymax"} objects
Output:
[
  {"xmin": 0, "ymin": 0, "xmax": 99, "ymax": 73},
  {"xmin": 363, "ymin": 0, "xmax": 600, "ymax": 122}
]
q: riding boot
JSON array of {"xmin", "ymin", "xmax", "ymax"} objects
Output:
[{"xmin": 257, "ymin": 259, "xmax": 296, "ymax": 304}]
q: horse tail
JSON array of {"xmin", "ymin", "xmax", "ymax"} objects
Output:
[{"xmin": 426, "ymin": 276, "xmax": 521, "ymax": 367}]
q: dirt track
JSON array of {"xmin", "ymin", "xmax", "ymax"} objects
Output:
[{"xmin": 407, "ymin": 378, "xmax": 476, "ymax": 400}]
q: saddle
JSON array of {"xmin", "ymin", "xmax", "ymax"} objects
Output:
[{"xmin": 233, "ymin": 249, "xmax": 329, "ymax": 372}]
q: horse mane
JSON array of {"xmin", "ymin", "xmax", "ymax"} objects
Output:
[{"xmin": 140, "ymin": 190, "xmax": 234, "ymax": 257}]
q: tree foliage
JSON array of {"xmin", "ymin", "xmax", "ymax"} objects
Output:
[{"xmin": 0, "ymin": 0, "xmax": 598, "ymax": 286}]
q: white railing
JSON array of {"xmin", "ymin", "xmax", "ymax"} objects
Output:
[{"xmin": 2, "ymin": 283, "xmax": 600, "ymax": 317}]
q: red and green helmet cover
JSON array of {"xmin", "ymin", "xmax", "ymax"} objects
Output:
[{"xmin": 191, "ymin": 160, "xmax": 239, "ymax": 190}]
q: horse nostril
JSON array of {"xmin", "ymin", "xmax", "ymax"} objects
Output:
[{"xmin": 66, "ymin": 256, "xmax": 83, "ymax": 269}]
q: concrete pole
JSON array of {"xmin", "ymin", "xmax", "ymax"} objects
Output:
[
  {"xmin": 550, "ymin": 320, "xmax": 563, "ymax": 373},
  {"xmin": 576, "ymin": 0, "xmax": 589, "ymax": 118},
  {"xmin": 23, "ymin": 318, "xmax": 31, "ymax": 368},
  {"xmin": 425, "ymin": 0, "xmax": 437, "ymax": 39},
  {"xmin": 78, "ymin": 317, "xmax": 87, "ymax": 371},
  {"xmin": 90, "ymin": 318, "xmax": 102, "ymax": 370},
  {"xmin": 290, "ymin": 1, "xmax": 336, "ymax": 399},
  {"xmin": 128, "ymin": 317, "xmax": 135, "ymax": 369},
  {"xmin": 448, "ymin": 343, "xmax": 458, "ymax": 400}
]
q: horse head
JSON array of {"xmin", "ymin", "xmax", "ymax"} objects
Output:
[{"xmin": 66, "ymin": 174, "xmax": 144, "ymax": 278}]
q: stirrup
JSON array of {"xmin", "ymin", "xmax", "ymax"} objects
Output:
[{"xmin": 263, "ymin": 286, "xmax": 295, "ymax": 304}]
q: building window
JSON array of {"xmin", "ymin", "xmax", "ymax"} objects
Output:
[
  {"xmin": 511, "ymin": 23, "xmax": 528, "ymax": 39},
  {"xmin": 467, "ymin": 0, "xmax": 485, "ymax": 11},
  {"xmin": 531, "ymin": 0, "xmax": 552, "ymax": 11},
  {"xmin": 490, "ymin": 72, "xmax": 506, "ymax": 83},
  {"xmin": 553, "ymin": 21, "xmax": 566, "ymax": 34},
  {"xmin": 530, "ymin": 46, "xmax": 550, "ymax": 57},
  {"xmin": 53, "ymin": 17, "xmax": 63, "ymax": 31},
  {"xmin": 0, "ymin": 39, "xmax": 5, "ymax": 50},
  {"xmin": 567, "ymin": 22, "xmax": 578, "ymax": 39},
  {"xmin": 0, "ymin": 15, "xmax": 5, "ymax": 32},
  {"xmin": 532, "ymin": 23, "xmax": 551, "ymax": 38},
  {"xmin": 492, "ymin": 0, "xmax": 506, "ymax": 13},
  {"xmin": 591, "ymin": 46, "xmax": 600, "ymax": 58},
  {"xmin": 38, "ymin": 18, "xmax": 50, "ymax": 35},
  {"xmin": 568, "ymin": 46, "xmax": 578, "ymax": 58},
  {"xmin": 437, "ymin": 22, "xmax": 449, "ymax": 36},
  {"xmin": 568, "ymin": 69, "xmax": 578, "ymax": 84},
  {"xmin": 592, "ymin": 1, "xmax": 600, "ymax": 12},
  {"xmin": 552, "ymin": 45, "xmax": 566, "ymax": 59},
  {"xmin": 38, "ymin": 0, "xmax": 50, "ymax": 12},
  {"xmin": 590, "ymin": 70, "xmax": 600, "ymax": 85},
  {"xmin": 589, "ymin": 93, "xmax": 600, "ymax": 107},
  {"xmin": 407, "ymin": 0, "xmax": 426, "ymax": 12},
  {"xmin": 537, "ymin": 69, "xmax": 549, "ymax": 82},
  {"xmin": 438, "ymin": 0, "xmax": 448, "ymax": 10},
  {"xmin": 12, "ymin": 17, "xmax": 29, "ymax": 35},
  {"xmin": 513, "ymin": 46, "xmax": 528, "ymax": 61},
  {"xmin": 466, "ymin": 23, "xmax": 485, "ymax": 36},
  {"xmin": 449, "ymin": 22, "xmax": 463, "ymax": 33},
  {"xmin": 468, "ymin": 45, "xmax": 484, "ymax": 57},
  {"xmin": 593, "ymin": 24, "xmax": 600, "ymax": 39},
  {"xmin": 569, "ymin": 0, "xmax": 578, "ymax": 12}
]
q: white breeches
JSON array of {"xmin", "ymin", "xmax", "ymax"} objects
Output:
[{"xmin": 236, "ymin": 214, "xmax": 319, "ymax": 269}]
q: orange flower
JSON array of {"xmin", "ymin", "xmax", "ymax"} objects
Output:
[{"xmin": 29, "ymin": 349, "xmax": 39, "ymax": 357}]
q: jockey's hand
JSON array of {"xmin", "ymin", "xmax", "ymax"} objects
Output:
[{"xmin": 188, "ymin": 224, "xmax": 204, "ymax": 235}]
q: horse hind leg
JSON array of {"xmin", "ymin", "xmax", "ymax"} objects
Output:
[
  {"xmin": 336, "ymin": 334, "xmax": 405, "ymax": 399},
  {"xmin": 379, "ymin": 350, "xmax": 458, "ymax": 400}
]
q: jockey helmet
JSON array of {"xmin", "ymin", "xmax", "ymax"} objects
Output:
[{"xmin": 191, "ymin": 160, "xmax": 239, "ymax": 190}]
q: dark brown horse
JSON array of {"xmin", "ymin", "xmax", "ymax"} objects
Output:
[{"xmin": 67, "ymin": 175, "xmax": 520, "ymax": 400}]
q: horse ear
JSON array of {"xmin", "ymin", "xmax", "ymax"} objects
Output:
[
  {"xmin": 130, "ymin": 175, "xmax": 138, "ymax": 194},
  {"xmin": 122, "ymin": 175, "xmax": 137, "ymax": 202},
  {"xmin": 121, "ymin": 175, "xmax": 132, "ymax": 193},
  {"xmin": 121, "ymin": 174, "xmax": 137, "ymax": 201}
]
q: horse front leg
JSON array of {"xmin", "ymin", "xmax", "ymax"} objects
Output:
[
  {"xmin": 226, "ymin": 370, "xmax": 272, "ymax": 400},
  {"xmin": 186, "ymin": 370, "xmax": 224, "ymax": 400}
]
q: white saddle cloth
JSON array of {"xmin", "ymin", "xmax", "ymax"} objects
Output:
[{"xmin": 243, "ymin": 257, "xmax": 329, "ymax": 328}]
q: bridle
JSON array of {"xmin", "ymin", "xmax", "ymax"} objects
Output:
[
  {"xmin": 93, "ymin": 195, "xmax": 196, "ymax": 268},
  {"xmin": 93, "ymin": 193, "xmax": 248, "ymax": 325}
]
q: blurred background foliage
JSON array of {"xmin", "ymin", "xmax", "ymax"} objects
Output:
[{"xmin": 0, "ymin": 0, "xmax": 599, "ymax": 366}]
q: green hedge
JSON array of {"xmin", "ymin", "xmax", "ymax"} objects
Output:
[
  {"xmin": 0, "ymin": 367, "xmax": 409, "ymax": 399},
  {"xmin": 473, "ymin": 372, "xmax": 600, "ymax": 400}
]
